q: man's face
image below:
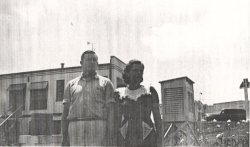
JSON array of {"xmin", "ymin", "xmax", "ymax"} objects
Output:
[
  {"xmin": 80, "ymin": 53, "xmax": 98, "ymax": 73},
  {"xmin": 128, "ymin": 63, "xmax": 144, "ymax": 85}
]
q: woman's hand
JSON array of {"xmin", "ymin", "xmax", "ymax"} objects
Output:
[{"xmin": 114, "ymin": 91, "xmax": 121, "ymax": 103}]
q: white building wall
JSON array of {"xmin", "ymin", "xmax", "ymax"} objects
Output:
[{"xmin": 110, "ymin": 56, "xmax": 126, "ymax": 88}]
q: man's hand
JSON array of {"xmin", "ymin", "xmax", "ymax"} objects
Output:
[
  {"xmin": 61, "ymin": 131, "xmax": 70, "ymax": 146},
  {"xmin": 61, "ymin": 118, "xmax": 70, "ymax": 146},
  {"xmin": 61, "ymin": 103, "xmax": 70, "ymax": 146}
]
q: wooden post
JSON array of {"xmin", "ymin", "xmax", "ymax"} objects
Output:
[
  {"xmin": 243, "ymin": 79, "xmax": 249, "ymax": 120},
  {"xmin": 240, "ymin": 79, "xmax": 249, "ymax": 120}
]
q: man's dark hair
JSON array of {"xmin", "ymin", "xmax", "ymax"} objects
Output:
[
  {"xmin": 122, "ymin": 59, "xmax": 144, "ymax": 85},
  {"xmin": 81, "ymin": 50, "xmax": 97, "ymax": 60}
]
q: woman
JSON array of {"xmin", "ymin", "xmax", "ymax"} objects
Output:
[{"xmin": 115, "ymin": 60, "xmax": 162, "ymax": 147}]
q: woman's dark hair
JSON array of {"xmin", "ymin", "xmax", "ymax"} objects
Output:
[{"xmin": 122, "ymin": 59, "xmax": 144, "ymax": 85}]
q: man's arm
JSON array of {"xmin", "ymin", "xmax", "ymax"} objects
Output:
[
  {"xmin": 105, "ymin": 81, "xmax": 118, "ymax": 146},
  {"xmin": 61, "ymin": 83, "xmax": 71, "ymax": 146},
  {"xmin": 106, "ymin": 102, "xmax": 119, "ymax": 146},
  {"xmin": 61, "ymin": 103, "xmax": 70, "ymax": 146}
]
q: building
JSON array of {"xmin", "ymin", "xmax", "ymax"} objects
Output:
[
  {"xmin": 0, "ymin": 56, "xmax": 126, "ymax": 145},
  {"xmin": 159, "ymin": 76, "xmax": 195, "ymax": 122},
  {"xmin": 206, "ymin": 100, "xmax": 250, "ymax": 114}
]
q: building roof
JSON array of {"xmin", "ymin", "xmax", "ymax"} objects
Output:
[
  {"xmin": 111, "ymin": 56, "xmax": 126, "ymax": 65},
  {"xmin": 159, "ymin": 76, "xmax": 195, "ymax": 84},
  {"xmin": 212, "ymin": 100, "xmax": 250, "ymax": 105},
  {"xmin": 0, "ymin": 63, "xmax": 110, "ymax": 80},
  {"xmin": 0, "ymin": 55, "xmax": 126, "ymax": 80}
]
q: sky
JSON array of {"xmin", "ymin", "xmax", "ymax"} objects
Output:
[{"xmin": 0, "ymin": 0, "xmax": 249, "ymax": 105}]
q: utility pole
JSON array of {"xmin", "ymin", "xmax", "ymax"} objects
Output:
[
  {"xmin": 199, "ymin": 92, "xmax": 202, "ymax": 102},
  {"xmin": 198, "ymin": 92, "xmax": 202, "ymax": 121},
  {"xmin": 240, "ymin": 78, "xmax": 249, "ymax": 120}
]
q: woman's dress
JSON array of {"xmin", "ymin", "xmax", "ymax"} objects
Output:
[{"xmin": 116, "ymin": 86, "xmax": 159, "ymax": 147}]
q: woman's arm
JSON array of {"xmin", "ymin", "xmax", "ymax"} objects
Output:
[{"xmin": 150, "ymin": 86, "xmax": 163, "ymax": 147}]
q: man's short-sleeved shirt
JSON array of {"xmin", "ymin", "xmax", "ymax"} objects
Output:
[{"xmin": 63, "ymin": 74, "xmax": 115, "ymax": 120}]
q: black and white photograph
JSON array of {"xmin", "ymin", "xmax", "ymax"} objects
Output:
[{"xmin": 0, "ymin": 0, "xmax": 249, "ymax": 146}]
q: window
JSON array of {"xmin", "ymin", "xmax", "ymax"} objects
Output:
[
  {"xmin": 56, "ymin": 80, "xmax": 65, "ymax": 101},
  {"xmin": 8, "ymin": 83, "xmax": 26, "ymax": 111},
  {"xmin": 30, "ymin": 81, "xmax": 48, "ymax": 110}
]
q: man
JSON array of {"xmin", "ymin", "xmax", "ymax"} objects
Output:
[{"xmin": 61, "ymin": 50, "xmax": 117, "ymax": 146}]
